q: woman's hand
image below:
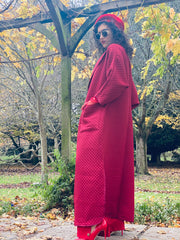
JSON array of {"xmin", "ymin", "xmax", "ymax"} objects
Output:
[{"xmin": 81, "ymin": 97, "xmax": 98, "ymax": 110}]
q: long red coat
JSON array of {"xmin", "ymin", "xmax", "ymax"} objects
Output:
[{"xmin": 74, "ymin": 43, "xmax": 139, "ymax": 226}]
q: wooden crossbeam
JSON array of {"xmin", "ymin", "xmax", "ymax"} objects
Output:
[
  {"xmin": 67, "ymin": 0, "xmax": 173, "ymax": 18},
  {"xmin": 0, "ymin": 0, "xmax": 172, "ymax": 32},
  {"xmin": 0, "ymin": 12, "xmax": 52, "ymax": 32},
  {"xmin": 45, "ymin": 0, "xmax": 68, "ymax": 56}
]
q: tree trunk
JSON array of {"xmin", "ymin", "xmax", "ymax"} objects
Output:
[
  {"xmin": 37, "ymin": 95, "xmax": 48, "ymax": 184},
  {"xmin": 135, "ymin": 135, "xmax": 148, "ymax": 174},
  {"xmin": 61, "ymin": 55, "xmax": 71, "ymax": 163},
  {"xmin": 151, "ymin": 152, "xmax": 161, "ymax": 165},
  {"xmin": 162, "ymin": 152, "xmax": 167, "ymax": 162},
  {"xmin": 54, "ymin": 136, "xmax": 59, "ymax": 151}
]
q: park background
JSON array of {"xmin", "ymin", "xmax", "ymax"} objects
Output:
[{"xmin": 0, "ymin": 0, "xmax": 179, "ymax": 232}]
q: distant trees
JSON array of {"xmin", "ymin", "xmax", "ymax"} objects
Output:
[
  {"xmin": 0, "ymin": 0, "xmax": 179, "ymax": 178},
  {"xmin": 131, "ymin": 3, "xmax": 179, "ymax": 174},
  {"xmin": 0, "ymin": 19, "xmax": 61, "ymax": 183},
  {"xmin": 147, "ymin": 124, "xmax": 180, "ymax": 163}
]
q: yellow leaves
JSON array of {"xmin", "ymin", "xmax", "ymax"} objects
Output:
[
  {"xmin": 72, "ymin": 39, "xmax": 89, "ymax": 80},
  {"xmin": 53, "ymin": 55, "xmax": 61, "ymax": 65},
  {"xmin": 140, "ymin": 84, "xmax": 153, "ymax": 100},
  {"xmin": 3, "ymin": 46, "xmax": 21, "ymax": 68},
  {"xmin": 169, "ymin": 8, "xmax": 175, "ymax": 19},
  {"xmin": 38, "ymin": 48, "xmax": 46, "ymax": 54},
  {"xmin": 27, "ymin": 29, "xmax": 35, "ymax": 35},
  {"xmin": 145, "ymin": 117, "xmax": 150, "ymax": 126},
  {"xmin": 166, "ymin": 38, "xmax": 180, "ymax": 56},
  {"xmin": 132, "ymin": 48, "xmax": 136, "ymax": 58},
  {"xmin": 136, "ymin": 5, "xmax": 179, "ymax": 51},
  {"xmin": 138, "ymin": 79, "xmax": 158, "ymax": 102},
  {"xmin": 61, "ymin": 0, "xmax": 70, "ymax": 7},
  {"xmin": 119, "ymin": 10, "xmax": 129, "ymax": 20},
  {"xmin": 140, "ymin": 87, "xmax": 147, "ymax": 101},
  {"xmin": 141, "ymin": 60, "xmax": 150, "ymax": 79},
  {"xmin": 129, "ymin": 38, "xmax": 133, "ymax": 46},
  {"xmin": 27, "ymin": 41, "xmax": 37, "ymax": 51},
  {"xmin": 72, "ymin": 18, "xmax": 86, "ymax": 35},
  {"xmin": 75, "ymin": 51, "xmax": 86, "ymax": 61},
  {"xmin": 136, "ymin": 4, "xmax": 179, "ymax": 80},
  {"xmin": 160, "ymin": 31, "xmax": 171, "ymax": 41},
  {"xmin": 16, "ymin": 6, "xmax": 30, "ymax": 19},
  {"xmin": 108, "ymin": 11, "xmax": 129, "ymax": 30},
  {"xmin": 78, "ymin": 66, "xmax": 91, "ymax": 79},
  {"xmin": 14, "ymin": 62, "xmax": 21, "ymax": 68},
  {"xmin": 71, "ymin": 65, "xmax": 78, "ymax": 82},
  {"xmin": 101, "ymin": 0, "xmax": 109, "ymax": 3},
  {"xmin": 0, "ymin": 25, "xmax": 53, "ymax": 70},
  {"xmin": 4, "ymin": 46, "xmax": 12, "ymax": 57},
  {"xmin": 77, "ymin": 40, "xmax": 85, "ymax": 48},
  {"xmin": 169, "ymin": 90, "xmax": 180, "ymax": 101},
  {"xmin": 135, "ymin": 7, "xmax": 146, "ymax": 23},
  {"xmin": 15, "ymin": 0, "xmax": 40, "ymax": 19},
  {"xmin": 74, "ymin": 18, "xmax": 85, "ymax": 26},
  {"xmin": 166, "ymin": 39, "xmax": 174, "ymax": 50},
  {"xmin": 154, "ymin": 114, "xmax": 179, "ymax": 129},
  {"xmin": 20, "ymin": 80, "xmax": 26, "ymax": 86},
  {"xmin": 0, "ymin": 0, "xmax": 40, "ymax": 21}
]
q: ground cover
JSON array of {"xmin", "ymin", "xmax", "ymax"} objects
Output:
[
  {"xmin": 135, "ymin": 167, "xmax": 180, "ymax": 204},
  {"xmin": 0, "ymin": 165, "xmax": 179, "ymax": 227}
]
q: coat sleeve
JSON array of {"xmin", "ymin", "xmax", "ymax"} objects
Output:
[{"xmin": 95, "ymin": 44, "xmax": 129, "ymax": 106}]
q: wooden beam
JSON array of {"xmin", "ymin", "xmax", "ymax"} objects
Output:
[
  {"xmin": 0, "ymin": 0, "xmax": 172, "ymax": 32},
  {"xmin": 51, "ymin": 0, "xmax": 68, "ymax": 13},
  {"xmin": 45, "ymin": 0, "xmax": 68, "ymax": 56},
  {"xmin": 68, "ymin": 0, "xmax": 173, "ymax": 18},
  {"xmin": 0, "ymin": 12, "xmax": 52, "ymax": 32},
  {"xmin": 31, "ymin": 23, "xmax": 60, "ymax": 52},
  {"xmin": 70, "ymin": 15, "xmax": 99, "ymax": 56}
]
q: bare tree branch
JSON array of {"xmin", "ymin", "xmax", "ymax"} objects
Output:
[
  {"xmin": 0, "ymin": 52, "xmax": 60, "ymax": 64},
  {"xmin": 0, "ymin": 0, "xmax": 17, "ymax": 14}
]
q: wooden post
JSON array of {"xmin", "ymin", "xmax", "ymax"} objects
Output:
[{"xmin": 61, "ymin": 54, "xmax": 71, "ymax": 162}]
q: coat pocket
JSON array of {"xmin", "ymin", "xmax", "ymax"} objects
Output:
[{"xmin": 80, "ymin": 104, "xmax": 103, "ymax": 132}]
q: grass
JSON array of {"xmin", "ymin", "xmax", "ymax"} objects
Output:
[
  {"xmin": 0, "ymin": 166, "xmax": 179, "ymax": 226},
  {"xmin": 0, "ymin": 170, "xmax": 59, "ymax": 201},
  {"xmin": 0, "ymin": 173, "xmax": 42, "ymax": 185},
  {"xmin": 135, "ymin": 171, "xmax": 179, "ymax": 192},
  {"xmin": 135, "ymin": 192, "xmax": 179, "ymax": 204},
  {"xmin": 135, "ymin": 168, "xmax": 179, "ymax": 193},
  {"xmin": 0, "ymin": 187, "xmax": 42, "ymax": 200},
  {"xmin": 0, "ymin": 155, "xmax": 19, "ymax": 160},
  {"xmin": 134, "ymin": 167, "xmax": 180, "ymax": 226}
]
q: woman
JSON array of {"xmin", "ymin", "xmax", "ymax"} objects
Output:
[{"xmin": 74, "ymin": 14, "xmax": 139, "ymax": 240}]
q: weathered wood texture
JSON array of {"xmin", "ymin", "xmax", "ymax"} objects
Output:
[
  {"xmin": 45, "ymin": 0, "xmax": 68, "ymax": 56},
  {"xmin": 0, "ymin": 0, "xmax": 172, "ymax": 32}
]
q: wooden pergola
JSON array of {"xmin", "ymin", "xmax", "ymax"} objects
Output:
[{"xmin": 0, "ymin": 0, "xmax": 171, "ymax": 162}]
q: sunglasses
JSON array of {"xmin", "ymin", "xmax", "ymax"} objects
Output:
[{"xmin": 96, "ymin": 29, "xmax": 110, "ymax": 40}]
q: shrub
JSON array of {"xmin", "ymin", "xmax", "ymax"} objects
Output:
[
  {"xmin": 43, "ymin": 152, "xmax": 75, "ymax": 218},
  {"xmin": 135, "ymin": 198, "xmax": 179, "ymax": 226},
  {"xmin": 0, "ymin": 198, "xmax": 41, "ymax": 217}
]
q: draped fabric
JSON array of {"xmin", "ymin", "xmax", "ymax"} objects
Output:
[{"xmin": 74, "ymin": 44, "xmax": 139, "ymax": 226}]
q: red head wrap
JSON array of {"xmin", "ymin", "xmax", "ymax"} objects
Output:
[{"xmin": 95, "ymin": 14, "xmax": 124, "ymax": 31}]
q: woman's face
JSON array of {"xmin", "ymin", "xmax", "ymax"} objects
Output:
[{"xmin": 96, "ymin": 23, "xmax": 113, "ymax": 49}]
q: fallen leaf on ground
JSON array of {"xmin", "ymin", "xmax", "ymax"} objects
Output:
[
  {"xmin": 157, "ymin": 230, "xmax": 166, "ymax": 234},
  {"xmin": 47, "ymin": 213, "xmax": 57, "ymax": 220},
  {"xmin": 125, "ymin": 227, "xmax": 136, "ymax": 231}
]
